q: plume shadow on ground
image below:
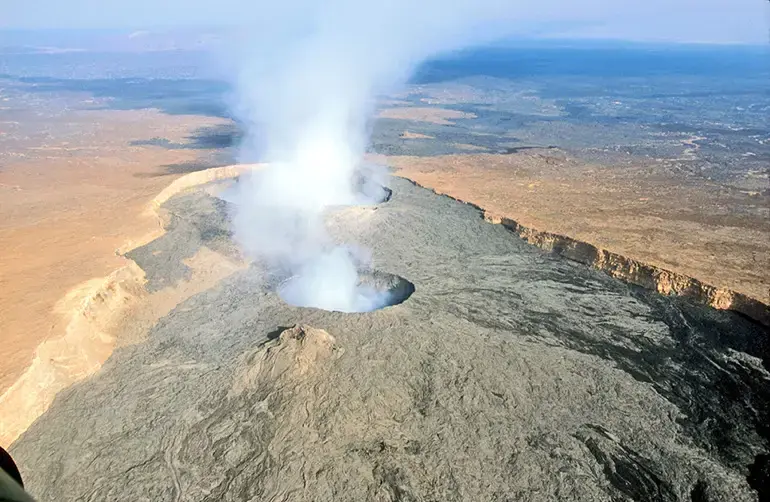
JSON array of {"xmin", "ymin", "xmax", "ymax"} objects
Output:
[
  {"xmin": 130, "ymin": 124, "xmax": 241, "ymax": 150},
  {"xmin": 132, "ymin": 125, "xmax": 241, "ymax": 178},
  {"xmin": 133, "ymin": 160, "xmax": 233, "ymax": 178}
]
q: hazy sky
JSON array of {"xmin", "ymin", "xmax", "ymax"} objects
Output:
[{"xmin": 1, "ymin": 0, "xmax": 769, "ymax": 45}]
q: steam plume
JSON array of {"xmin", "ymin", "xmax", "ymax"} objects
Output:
[{"xmin": 227, "ymin": 1, "xmax": 526, "ymax": 311}]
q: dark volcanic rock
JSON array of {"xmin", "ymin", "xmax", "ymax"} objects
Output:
[{"xmin": 10, "ymin": 176, "xmax": 770, "ymax": 501}]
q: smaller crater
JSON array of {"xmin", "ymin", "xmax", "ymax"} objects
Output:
[
  {"xmin": 352, "ymin": 172, "xmax": 392, "ymax": 204},
  {"xmin": 279, "ymin": 269, "xmax": 414, "ymax": 313}
]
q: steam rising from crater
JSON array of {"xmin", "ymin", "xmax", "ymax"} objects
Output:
[{"xmin": 227, "ymin": 0, "xmax": 524, "ymax": 311}]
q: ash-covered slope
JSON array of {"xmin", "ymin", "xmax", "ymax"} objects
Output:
[{"xmin": 10, "ymin": 176, "xmax": 770, "ymax": 501}]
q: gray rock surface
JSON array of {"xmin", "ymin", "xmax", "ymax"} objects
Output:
[{"xmin": 10, "ymin": 176, "xmax": 770, "ymax": 501}]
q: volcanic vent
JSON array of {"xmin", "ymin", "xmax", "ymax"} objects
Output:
[{"xmin": 279, "ymin": 265, "xmax": 414, "ymax": 313}]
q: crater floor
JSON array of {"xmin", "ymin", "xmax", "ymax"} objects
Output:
[{"xmin": 10, "ymin": 176, "xmax": 770, "ymax": 501}]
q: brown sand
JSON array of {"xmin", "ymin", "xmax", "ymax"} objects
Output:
[
  {"xmin": 399, "ymin": 131, "xmax": 435, "ymax": 140},
  {"xmin": 0, "ymin": 109, "xmax": 229, "ymax": 395},
  {"xmin": 386, "ymin": 151, "xmax": 770, "ymax": 305},
  {"xmin": 378, "ymin": 107, "xmax": 477, "ymax": 125}
]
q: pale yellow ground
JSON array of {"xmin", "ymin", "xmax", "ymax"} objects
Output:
[
  {"xmin": 399, "ymin": 131, "xmax": 435, "ymax": 140},
  {"xmin": 378, "ymin": 107, "xmax": 477, "ymax": 125}
]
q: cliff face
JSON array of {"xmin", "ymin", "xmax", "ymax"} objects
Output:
[
  {"xmin": 0, "ymin": 108, "xmax": 231, "ymax": 396},
  {"xmin": 386, "ymin": 151, "xmax": 770, "ymax": 310},
  {"xmin": 0, "ymin": 166, "xmax": 254, "ymax": 446},
  {"xmin": 483, "ymin": 212, "xmax": 769, "ymax": 326},
  {"xmin": 0, "ymin": 262, "xmax": 147, "ymax": 446},
  {"xmin": 390, "ymin": 172, "xmax": 768, "ymax": 327}
]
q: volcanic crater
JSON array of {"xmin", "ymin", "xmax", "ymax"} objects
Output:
[{"xmin": 9, "ymin": 173, "xmax": 770, "ymax": 502}]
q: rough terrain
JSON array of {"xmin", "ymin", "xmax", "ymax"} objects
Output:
[
  {"xmin": 369, "ymin": 64, "xmax": 770, "ymax": 311},
  {"xmin": 2, "ymin": 40, "xmax": 769, "ymax": 502},
  {"xmin": 10, "ymin": 175, "xmax": 770, "ymax": 501},
  {"xmin": 0, "ymin": 105, "xmax": 229, "ymax": 395},
  {"xmin": 385, "ymin": 150, "xmax": 770, "ymax": 321},
  {"xmin": 0, "ymin": 164, "xmax": 252, "ymax": 446}
]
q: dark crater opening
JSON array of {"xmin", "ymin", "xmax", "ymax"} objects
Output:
[
  {"xmin": 371, "ymin": 185, "xmax": 393, "ymax": 203},
  {"xmin": 278, "ymin": 269, "xmax": 414, "ymax": 313},
  {"xmin": 352, "ymin": 171, "xmax": 392, "ymax": 204}
]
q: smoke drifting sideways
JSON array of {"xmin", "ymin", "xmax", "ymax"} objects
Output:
[{"xmin": 224, "ymin": 0, "xmax": 547, "ymax": 312}]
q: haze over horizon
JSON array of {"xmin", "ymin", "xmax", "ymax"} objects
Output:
[{"xmin": 2, "ymin": 0, "xmax": 770, "ymax": 46}]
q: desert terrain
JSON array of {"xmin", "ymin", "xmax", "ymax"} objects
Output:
[
  {"xmin": 387, "ymin": 148, "xmax": 769, "ymax": 316},
  {"xmin": 1, "ymin": 41, "xmax": 769, "ymax": 501},
  {"xmin": 0, "ymin": 92, "xmax": 235, "ymax": 442},
  {"xmin": 370, "ymin": 71, "xmax": 770, "ymax": 315}
]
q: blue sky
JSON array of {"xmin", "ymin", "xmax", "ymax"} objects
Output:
[{"xmin": 2, "ymin": 0, "xmax": 769, "ymax": 45}]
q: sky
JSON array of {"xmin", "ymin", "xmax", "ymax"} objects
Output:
[{"xmin": 1, "ymin": 0, "xmax": 769, "ymax": 45}]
